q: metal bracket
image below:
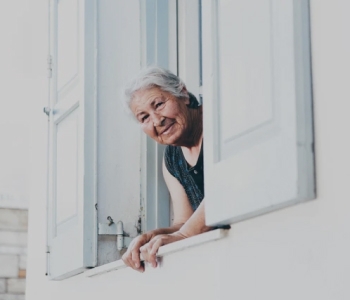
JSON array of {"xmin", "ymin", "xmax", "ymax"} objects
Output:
[
  {"xmin": 43, "ymin": 107, "xmax": 51, "ymax": 116},
  {"xmin": 98, "ymin": 220, "xmax": 133, "ymax": 250}
]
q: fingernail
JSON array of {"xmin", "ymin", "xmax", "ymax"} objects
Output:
[{"xmin": 135, "ymin": 263, "xmax": 139, "ymax": 268}]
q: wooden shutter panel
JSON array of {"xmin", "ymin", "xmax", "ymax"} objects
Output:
[
  {"xmin": 47, "ymin": 0, "xmax": 97, "ymax": 280},
  {"xmin": 202, "ymin": 0, "xmax": 315, "ymax": 226}
]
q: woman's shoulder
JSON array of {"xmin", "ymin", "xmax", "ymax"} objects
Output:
[
  {"xmin": 164, "ymin": 145, "xmax": 180, "ymax": 163},
  {"xmin": 164, "ymin": 145, "xmax": 182, "ymax": 173},
  {"xmin": 164, "ymin": 144, "xmax": 177, "ymax": 156}
]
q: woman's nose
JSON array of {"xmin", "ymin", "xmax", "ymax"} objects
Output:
[{"xmin": 152, "ymin": 115, "xmax": 165, "ymax": 127}]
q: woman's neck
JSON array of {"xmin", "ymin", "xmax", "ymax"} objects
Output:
[
  {"xmin": 180, "ymin": 107, "xmax": 203, "ymax": 167},
  {"xmin": 180, "ymin": 106, "xmax": 203, "ymax": 148}
]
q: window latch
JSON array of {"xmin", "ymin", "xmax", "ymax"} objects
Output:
[{"xmin": 98, "ymin": 218, "xmax": 133, "ymax": 250}]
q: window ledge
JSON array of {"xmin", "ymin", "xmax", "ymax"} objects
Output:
[{"xmin": 85, "ymin": 228, "xmax": 229, "ymax": 278}]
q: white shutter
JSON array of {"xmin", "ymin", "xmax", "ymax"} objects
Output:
[
  {"xmin": 47, "ymin": 0, "xmax": 97, "ymax": 279},
  {"xmin": 202, "ymin": 0, "xmax": 315, "ymax": 226}
]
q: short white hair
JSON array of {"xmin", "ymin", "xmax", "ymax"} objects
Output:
[{"xmin": 124, "ymin": 66, "xmax": 188, "ymax": 107}]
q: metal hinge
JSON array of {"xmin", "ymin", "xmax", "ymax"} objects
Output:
[
  {"xmin": 45, "ymin": 246, "xmax": 50, "ymax": 276},
  {"xmin": 47, "ymin": 55, "xmax": 53, "ymax": 78},
  {"xmin": 98, "ymin": 217, "xmax": 133, "ymax": 251}
]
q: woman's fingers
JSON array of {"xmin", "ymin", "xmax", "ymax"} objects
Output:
[
  {"xmin": 140, "ymin": 236, "xmax": 165, "ymax": 268},
  {"xmin": 121, "ymin": 235, "xmax": 149, "ymax": 272},
  {"xmin": 123, "ymin": 232, "xmax": 187, "ymax": 271},
  {"xmin": 149, "ymin": 238, "xmax": 163, "ymax": 267},
  {"xmin": 139, "ymin": 243, "xmax": 151, "ymax": 266},
  {"xmin": 131, "ymin": 246, "xmax": 141, "ymax": 269}
]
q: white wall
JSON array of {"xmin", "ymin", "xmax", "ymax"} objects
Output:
[
  {"xmin": 0, "ymin": 0, "xmax": 40, "ymax": 209},
  {"xmin": 26, "ymin": 0, "xmax": 350, "ymax": 299}
]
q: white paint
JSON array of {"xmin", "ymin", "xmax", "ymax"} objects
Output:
[
  {"xmin": 24, "ymin": 0, "xmax": 350, "ymax": 299},
  {"xmin": 0, "ymin": 0, "xmax": 40, "ymax": 210},
  {"xmin": 203, "ymin": 0, "xmax": 314, "ymax": 226},
  {"xmin": 96, "ymin": 0, "xmax": 142, "ymax": 265},
  {"xmin": 47, "ymin": 0, "xmax": 98, "ymax": 279}
]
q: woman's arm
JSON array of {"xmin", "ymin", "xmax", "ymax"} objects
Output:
[
  {"xmin": 139, "ymin": 200, "xmax": 211, "ymax": 268},
  {"xmin": 121, "ymin": 158, "xmax": 195, "ymax": 272},
  {"xmin": 138, "ymin": 159, "xmax": 212, "ymax": 268}
]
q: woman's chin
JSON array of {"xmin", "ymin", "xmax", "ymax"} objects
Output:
[{"xmin": 158, "ymin": 134, "xmax": 179, "ymax": 146}]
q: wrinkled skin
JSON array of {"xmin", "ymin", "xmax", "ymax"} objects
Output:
[{"xmin": 130, "ymin": 87, "xmax": 201, "ymax": 147}]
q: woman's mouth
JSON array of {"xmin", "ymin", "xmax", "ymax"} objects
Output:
[{"xmin": 160, "ymin": 123, "xmax": 174, "ymax": 135}]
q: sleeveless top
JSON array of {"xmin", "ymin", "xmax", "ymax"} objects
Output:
[{"xmin": 164, "ymin": 144, "xmax": 204, "ymax": 211}]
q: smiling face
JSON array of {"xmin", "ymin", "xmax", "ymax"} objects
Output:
[{"xmin": 130, "ymin": 87, "xmax": 191, "ymax": 146}]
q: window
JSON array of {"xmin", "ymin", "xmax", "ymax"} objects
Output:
[{"xmin": 46, "ymin": 0, "xmax": 315, "ymax": 280}]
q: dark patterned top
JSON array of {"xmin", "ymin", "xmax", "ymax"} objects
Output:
[{"xmin": 164, "ymin": 144, "xmax": 204, "ymax": 211}]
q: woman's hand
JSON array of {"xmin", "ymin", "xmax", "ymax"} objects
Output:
[
  {"xmin": 121, "ymin": 225, "xmax": 183, "ymax": 272},
  {"xmin": 139, "ymin": 232, "xmax": 187, "ymax": 268},
  {"xmin": 122, "ymin": 233, "xmax": 152, "ymax": 273},
  {"xmin": 140, "ymin": 201, "xmax": 212, "ymax": 269}
]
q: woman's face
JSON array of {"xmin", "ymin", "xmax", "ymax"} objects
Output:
[{"xmin": 130, "ymin": 87, "xmax": 190, "ymax": 146}]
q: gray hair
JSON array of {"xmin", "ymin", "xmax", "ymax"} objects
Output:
[{"xmin": 124, "ymin": 66, "xmax": 188, "ymax": 107}]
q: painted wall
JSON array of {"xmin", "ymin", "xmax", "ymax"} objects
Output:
[
  {"xmin": 0, "ymin": 0, "xmax": 46, "ymax": 299},
  {"xmin": 0, "ymin": 0, "xmax": 34, "ymax": 209},
  {"xmin": 26, "ymin": 1, "xmax": 350, "ymax": 300}
]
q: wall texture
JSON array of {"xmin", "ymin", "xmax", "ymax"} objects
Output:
[
  {"xmin": 0, "ymin": 208, "xmax": 28, "ymax": 300},
  {"xmin": 26, "ymin": 0, "xmax": 350, "ymax": 300}
]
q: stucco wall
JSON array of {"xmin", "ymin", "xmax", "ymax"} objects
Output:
[{"xmin": 26, "ymin": 1, "xmax": 350, "ymax": 299}]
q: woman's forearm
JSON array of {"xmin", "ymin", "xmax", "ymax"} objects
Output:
[
  {"xmin": 148, "ymin": 200, "xmax": 211, "ymax": 239},
  {"xmin": 177, "ymin": 200, "xmax": 212, "ymax": 238},
  {"xmin": 147, "ymin": 223, "xmax": 183, "ymax": 238}
]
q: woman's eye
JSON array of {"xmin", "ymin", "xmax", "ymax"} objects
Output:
[
  {"xmin": 155, "ymin": 102, "xmax": 164, "ymax": 109},
  {"xmin": 141, "ymin": 115, "xmax": 149, "ymax": 123}
]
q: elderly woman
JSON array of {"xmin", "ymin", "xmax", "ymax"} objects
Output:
[{"xmin": 122, "ymin": 66, "xmax": 212, "ymax": 272}]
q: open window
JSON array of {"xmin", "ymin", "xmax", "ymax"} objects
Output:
[
  {"xmin": 140, "ymin": 0, "xmax": 204, "ymax": 232},
  {"xmin": 46, "ymin": 0, "xmax": 315, "ymax": 280}
]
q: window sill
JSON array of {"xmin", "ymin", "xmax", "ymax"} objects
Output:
[{"xmin": 85, "ymin": 228, "xmax": 229, "ymax": 278}]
